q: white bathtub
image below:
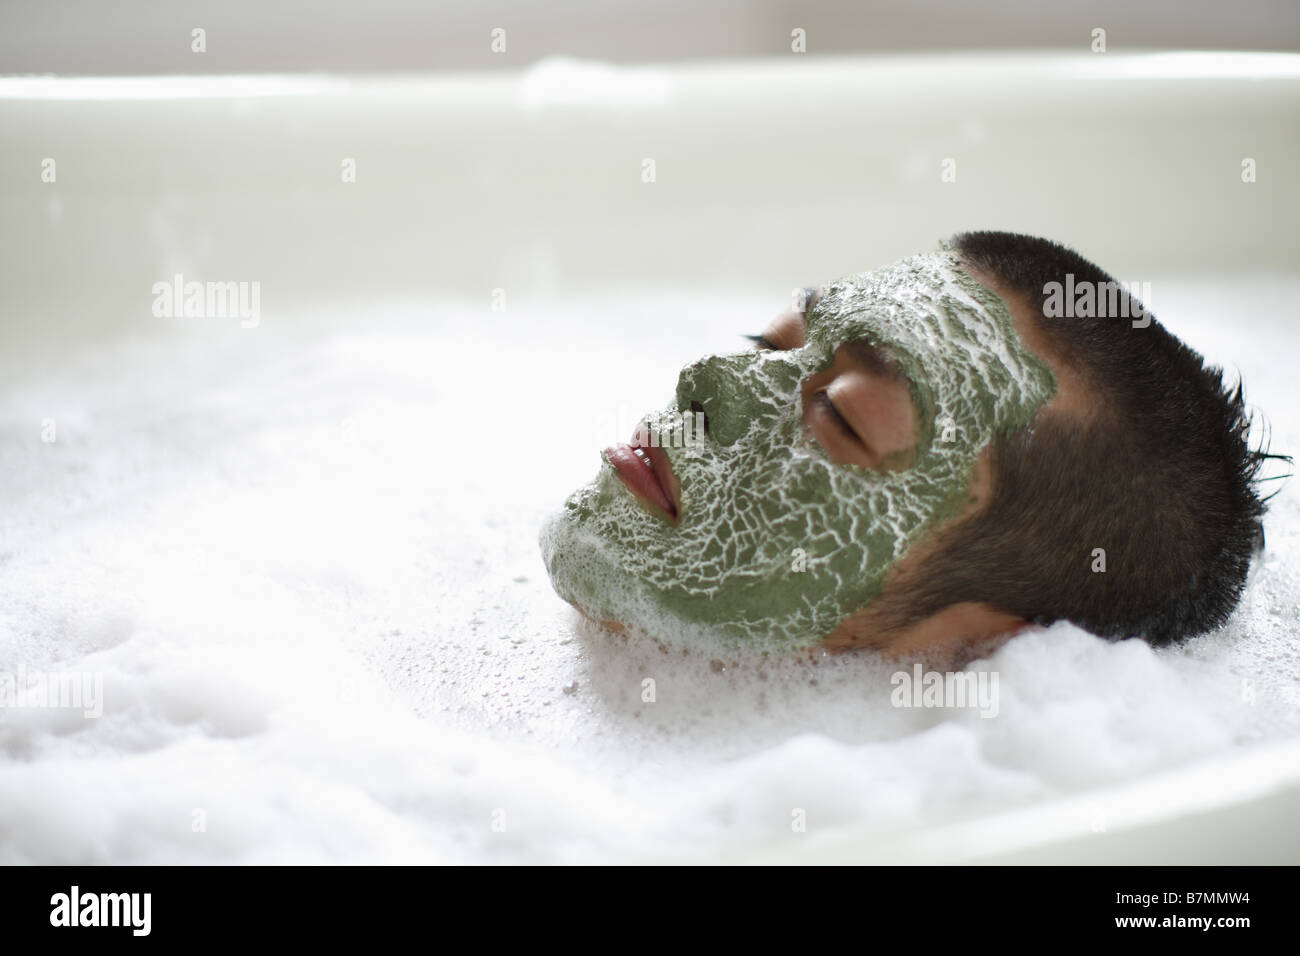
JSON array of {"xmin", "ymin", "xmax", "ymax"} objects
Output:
[{"xmin": 1, "ymin": 52, "xmax": 1298, "ymax": 864}]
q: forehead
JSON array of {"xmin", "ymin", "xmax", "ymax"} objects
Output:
[{"xmin": 810, "ymin": 254, "xmax": 1019, "ymax": 359}]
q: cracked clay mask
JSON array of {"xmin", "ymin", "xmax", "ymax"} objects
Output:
[{"xmin": 540, "ymin": 251, "xmax": 1056, "ymax": 649}]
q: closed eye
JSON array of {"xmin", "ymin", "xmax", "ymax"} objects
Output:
[
  {"xmin": 747, "ymin": 288, "xmax": 818, "ymax": 352},
  {"xmin": 802, "ymin": 347, "xmax": 918, "ymax": 472},
  {"xmin": 748, "ymin": 291, "xmax": 915, "ymax": 471},
  {"xmin": 813, "ymin": 390, "xmax": 863, "ymax": 445}
]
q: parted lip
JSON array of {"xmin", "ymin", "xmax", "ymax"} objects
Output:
[{"xmin": 603, "ymin": 430, "xmax": 680, "ymax": 522}]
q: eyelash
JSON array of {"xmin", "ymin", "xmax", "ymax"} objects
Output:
[{"xmin": 814, "ymin": 390, "xmax": 862, "ymax": 444}]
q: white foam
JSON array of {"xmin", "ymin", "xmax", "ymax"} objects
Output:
[{"xmin": 1, "ymin": 279, "xmax": 1298, "ymax": 863}]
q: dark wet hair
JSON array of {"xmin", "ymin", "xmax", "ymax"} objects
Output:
[{"xmin": 881, "ymin": 231, "xmax": 1286, "ymax": 646}]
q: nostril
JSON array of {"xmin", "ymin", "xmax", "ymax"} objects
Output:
[{"xmin": 689, "ymin": 400, "xmax": 709, "ymax": 437}]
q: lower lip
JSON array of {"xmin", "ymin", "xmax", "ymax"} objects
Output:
[{"xmin": 604, "ymin": 443, "xmax": 677, "ymax": 518}]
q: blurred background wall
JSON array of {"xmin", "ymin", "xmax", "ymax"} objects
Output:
[
  {"xmin": 2, "ymin": 2, "xmax": 1296, "ymax": 354},
  {"xmin": 1, "ymin": 0, "xmax": 1297, "ymax": 75}
]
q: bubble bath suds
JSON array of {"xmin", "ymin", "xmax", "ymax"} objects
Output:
[{"xmin": 0, "ymin": 276, "xmax": 1297, "ymax": 863}]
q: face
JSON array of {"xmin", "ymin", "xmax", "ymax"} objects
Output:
[{"xmin": 540, "ymin": 251, "xmax": 1057, "ymax": 651}]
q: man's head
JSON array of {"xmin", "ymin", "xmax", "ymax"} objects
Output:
[
  {"xmin": 850, "ymin": 230, "xmax": 1273, "ymax": 652},
  {"xmin": 540, "ymin": 232, "xmax": 1274, "ymax": 655}
]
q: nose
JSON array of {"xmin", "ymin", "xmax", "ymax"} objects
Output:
[
  {"xmin": 688, "ymin": 400, "xmax": 709, "ymax": 438},
  {"xmin": 673, "ymin": 352, "xmax": 768, "ymax": 447}
]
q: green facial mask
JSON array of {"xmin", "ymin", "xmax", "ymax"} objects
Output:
[{"xmin": 540, "ymin": 251, "xmax": 1056, "ymax": 649}]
